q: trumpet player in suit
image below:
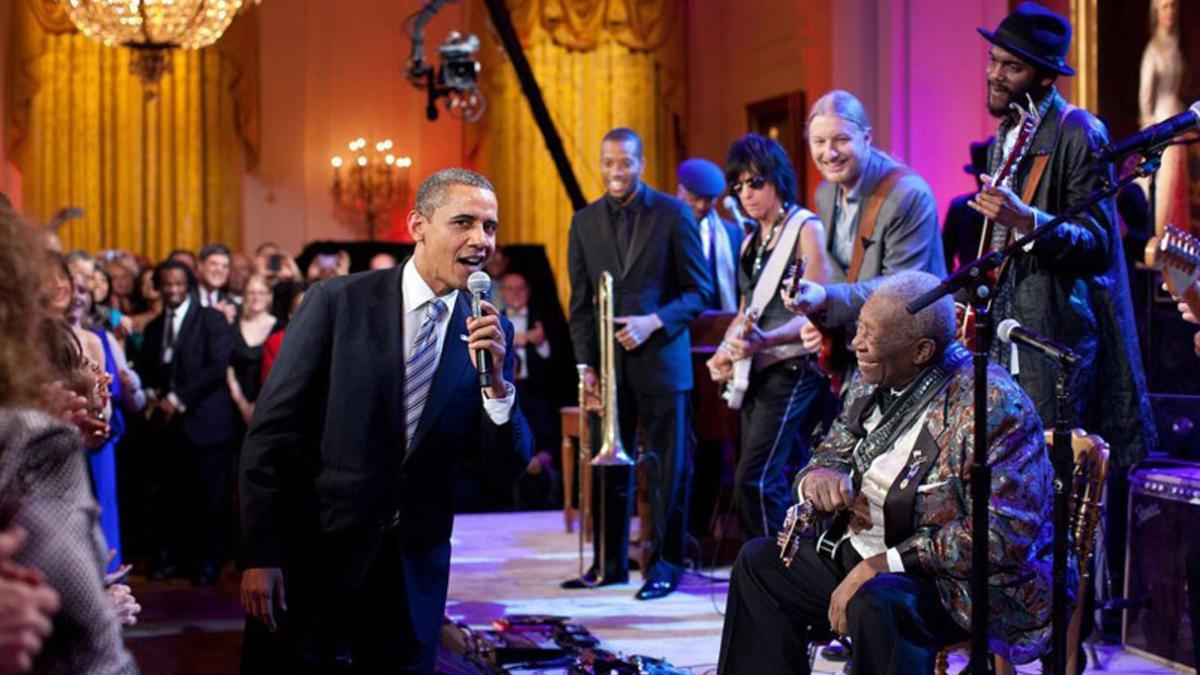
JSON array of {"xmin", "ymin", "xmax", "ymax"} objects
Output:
[{"xmin": 563, "ymin": 127, "xmax": 712, "ymax": 600}]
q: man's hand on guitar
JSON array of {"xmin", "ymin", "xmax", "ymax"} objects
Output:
[
  {"xmin": 781, "ymin": 279, "xmax": 827, "ymax": 316},
  {"xmin": 799, "ymin": 322, "xmax": 823, "ymax": 353},
  {"xmin": 613, "ymin": 314, "xmax": 662, "ymax": 350},
  {"xmin": 967, "ymin": 173, "xmax": 1036, "ymax": 235},
  {"xmin": 801, "ymin": 467, "xmax": 855, "ymax": 513},
  {"xmin": 706, "ymin": 351, "xmax": 733, "ymax": 383},
  {"xmin": 1179, "ymin": 300, "xmax": 1198, "ymax": 325},
  {"xmin": 725, "ymin": 325, "xmax": 768, "ymax": 361}
]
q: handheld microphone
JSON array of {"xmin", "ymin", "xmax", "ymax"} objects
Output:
[
  {"xmin": 996, "ymin": 319, "xmax": 1079, "ymax": 366},
  {"xmin": 1093, "ymin": 101, "xmax": 1200, "ymax": 163},
  {"xmin": 467, "ymin": 271, "xmax": 493, "ymax": 389}
]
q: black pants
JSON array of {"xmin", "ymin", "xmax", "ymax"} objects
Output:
[
  {"xmin": 242, "ymin": 529, "xmax": 436, "ymax": 675},
  {"xmin": 589, "ymin": 386, "xmax": 692, "ymax": 577},
  {"xmin": 736, "ymin": 360, "xmax": 825, "ymax": 539},
  {"xmin": 146, "ymin": 427, "xmax": 233, "ymax": 570},
  {"xmin": 718, "ymin": 538, "xmax": 967, "ymax": 675}
]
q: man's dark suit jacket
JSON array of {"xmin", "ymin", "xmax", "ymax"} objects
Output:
[
  {"xmin": 140, "ymin": 299, "xmax": 235, "ymax": 448},
  {"xmin": 239, "ymin": 266, "xmax": 532, "ymax": 649},
  {"xmin": 567, "ymin": 186, "xmax": 712, "ymax": 395}
]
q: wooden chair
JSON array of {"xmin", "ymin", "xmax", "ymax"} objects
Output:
[{"xmin": 934, "ymin": 428, "xmax": 1109, "ymax": 675}]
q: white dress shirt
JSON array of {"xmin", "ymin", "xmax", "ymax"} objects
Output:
[
  {"xmin": 401, "ymin": 262, "xmax": 514, "ymax": 424},
  {"xmin": 504, "ymin": 306, "xmax": 551, "ymax": 381},
  {"xmin": 163, "ymin": 297, "xmax": 191, "ymax": 411},
  {"xmin": 832, "ymin": 179, "xmax": 865, "ymax": 269}
]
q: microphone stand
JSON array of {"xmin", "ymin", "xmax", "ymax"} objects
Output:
[
  {"xmin": 1049, "ymin": 347, "xmax": 1078, "ymax": 675},
  {"xmin": 906, "ymin": 150, "xmax": 1163, "ymax": 675}
]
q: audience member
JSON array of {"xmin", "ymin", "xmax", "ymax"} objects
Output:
[
  {"xmin": 261, "ymin": 287, "xmax": 305, "ymax": 385},
  {"xmin": 198, "ymin": 243, "xmax": 240, "ymax": 323},
  {"xmin": 64, "ymin": 267, "xmax": 146, "ymax": 572},
  {"xmin": 226, "ymin": 275, "xmax": 278, "ymax": 427},
  {"xmin": 305, "ymin": 249, "xmax": 350, "ymax": 284},
  {"xmin": 228, "ymin": 251, "xmax": 254, "ymax": 302},
  {"xmin": 369, "ymin": 251, "xmax": 399, "ymax": 270},
  {"xmin": 499, "ymin": 270, "xmax": 559, "ymax": 508},
  {"xmin": 103, "ymin": 259, "xmax": 136, "ymax": 315},
  {"xmin": 0, "ymin": 527, "xmax": 60, "ymax": 674},
  {"xmin": 0, "ymin": 206, "xmax": 138, "ymax": 674},
  {"xmin": 167, "ymin": 249, "xmax": 197, "ymax": 271},
  {"xmin": 137, "ymin": 261, "xmax": 235, "ymax": 586}
]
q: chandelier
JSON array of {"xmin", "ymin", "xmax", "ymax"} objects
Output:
[
  {"xmin": 331, "ymin": 138, "xmax": 413, "ymax": 241},
  {"xmin": 63, "ymin": 0, "xmax": 255, "ymax": 89}
]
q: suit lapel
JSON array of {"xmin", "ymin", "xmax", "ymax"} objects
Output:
[
  {"xmin": 406, "ymin": 290, "xmax": 473, "ymax": 459},
  {"xmin": 370, "ymin": 267, "xmax": 406, "ymax": 454}
]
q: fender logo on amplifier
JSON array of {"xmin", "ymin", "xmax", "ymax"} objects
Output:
[{"xmin": 1134, "ymin": 503, "xmax": 1162, "ymax": 528}]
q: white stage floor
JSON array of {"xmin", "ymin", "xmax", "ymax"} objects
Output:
[{"xmin": 445, "ymin": 510, "xmax": 1182, "ymax": 674}]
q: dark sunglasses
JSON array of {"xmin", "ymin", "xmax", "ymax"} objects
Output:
[{"xmin": 731, "ymin": 175, "xmax": 768, "ymax": 193}]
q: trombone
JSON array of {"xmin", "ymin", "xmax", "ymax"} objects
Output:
[{"xmin": 577, "ymin": 271, "xmax": 634, "ymax": 587}]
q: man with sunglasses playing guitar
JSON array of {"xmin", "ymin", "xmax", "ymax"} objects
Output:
[
  {"xmin": 705, "ymin": 133, "xmax": 832, "ymax": 541},
  {"xmin": 782, "ymin": 90, "xmax": 945, "ymax": 391}
]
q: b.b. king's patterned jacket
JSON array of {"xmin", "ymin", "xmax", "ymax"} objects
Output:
[{"xmin": 794, "ymin": 346, "xmax": 1071, "ymax": 664}]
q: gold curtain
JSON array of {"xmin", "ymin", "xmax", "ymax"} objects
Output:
[
  {"xmin": 470, "ymin": 0, "xmax": 685, "ymax": 307},
  {"xmin": 7, "ymin": 0, "xmax": 259, "ymax": 260}
]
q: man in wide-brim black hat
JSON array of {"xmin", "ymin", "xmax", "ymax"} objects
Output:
[{"xmin": 968, "ymin": 0, "xmax": 1158, "ymax": 662}]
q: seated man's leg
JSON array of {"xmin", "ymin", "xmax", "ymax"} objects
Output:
[
  {"xmin": 719, "ymin": 537, "xmax": 857, "ymax": 675},
  {"xmin": 847, "ymin": 574, "xmax": 968, "ymax": 674}
]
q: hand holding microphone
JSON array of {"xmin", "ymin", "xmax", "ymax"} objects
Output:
[{"xmin": 466, "ymin": 271, "xmax": 508, "ymax": 397}]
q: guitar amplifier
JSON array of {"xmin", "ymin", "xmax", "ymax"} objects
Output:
[{"xmin": 1123, "ymin": 461, "xmax": 1200, "ymax": 672}]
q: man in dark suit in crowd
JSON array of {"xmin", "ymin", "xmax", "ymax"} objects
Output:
[
  {"xmin": 197, "ymin": 243, "xmax": 240, "ymax": 323},
  {"xmin": 139, "ymin": 260, "xmax": 236, "ymax": 586},
  {"xmin": 563, "ymin": 127, "xmax": 712, "ymax": 600},
  {"xmin": 239, "ymin": 168, "xmax": 532, "ymax": 673},
  {"xmin": 676, "ymin": 158, "xmax": 741, "ymax": 312}
]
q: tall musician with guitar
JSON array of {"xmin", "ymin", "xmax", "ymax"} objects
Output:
[
  {"xmin": 967, "ymin": 4, "xmax": 1156, "ymax": 641},
  {"xmin": 781, "ymin": 90, "xmax": 945, "ymax": 391},
  {"xmin": 705, "ymin": 133, "xmax": 832, "ymax": 539}
]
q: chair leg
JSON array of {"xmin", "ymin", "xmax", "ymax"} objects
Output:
[{"xmin": 561, "ymin": 433, "xmax": 575, "ymax": 533}]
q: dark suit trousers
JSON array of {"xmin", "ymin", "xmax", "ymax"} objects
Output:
[
  {"xmin": 718, "ymin": 537, "xmax": 966, "ymax": 675},
  {"xmin": 590, "ymin": 386, "xmax": 692, "ymax": 577},
  {"xmin": 146, "ymin": 425, "xmax": 232, "ymax": 569},
  {"xmin": 736, "ymin": 361, "xmax": 826, "ymax": 539},
  {"xmin": 253, "ymin": 527, "xmax": 435, "ymax": 675}
]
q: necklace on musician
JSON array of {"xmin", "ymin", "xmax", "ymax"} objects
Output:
[{"xmin": 752, "ymin": 204, "xmax": 790, "ymax": 279}]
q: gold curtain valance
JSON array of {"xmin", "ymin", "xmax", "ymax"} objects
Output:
[{"xmin": 510, "ymin": 0, "xmax": 677, "ymax": 52}]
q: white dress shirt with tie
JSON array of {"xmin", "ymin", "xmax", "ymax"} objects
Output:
[
  {"xmin": 504, "ymin": 306, "xmax": 551, "ymax": 381},
  {"xmin": 401, "ymin": 262, "xmax": 514, "ymax": 425}
]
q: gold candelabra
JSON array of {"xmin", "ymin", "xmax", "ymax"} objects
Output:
[{"xmin": 331, "ymin": 137, "xmax": 412, "ymax": 240}]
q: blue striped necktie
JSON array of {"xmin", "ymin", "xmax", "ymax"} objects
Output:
[{"xmin": 404, "ymin": 297, "xmax": 447, "ymax": 446}]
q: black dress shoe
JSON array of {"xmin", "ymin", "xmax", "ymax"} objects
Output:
[
  {"xmin": 560, "ymin": 567, "xmax": 629, "ymax": 589},
  {"xmin": 634, "ymin": 575, "xmax": 678, "ymax": 600}
]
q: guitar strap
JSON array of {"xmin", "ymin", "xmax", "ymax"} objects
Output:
[
  {"xmin": 748, "ymin": 207, "xmax": 819, "ymax": 370},
  {"xmin": 1013, "ymin": 103, "xmax": 1077, "ymax": 237},
  {"xmin": 847, "ymin": 167, "xmax": 910, "ymax": 283}
]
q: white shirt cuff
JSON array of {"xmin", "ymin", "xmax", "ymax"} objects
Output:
[
  {"xmin": 167, "ymin": 392, "xmax": 186, "ymax": 413},
  {"xmin": 534, "ymin": 341, "xmax": 551, "ymax": 359},
  {"xmin": 483, "ymin": 381, "xmax": 516, "ymax": 425},
  {"xmin": 886, "ymin": 547, "xmax": 905, "ymax": 573}
]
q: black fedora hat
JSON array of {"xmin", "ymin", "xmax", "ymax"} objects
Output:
[{"xmin": 978, "ymin": 2, "xmax": 1074, "ymax": 77}]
